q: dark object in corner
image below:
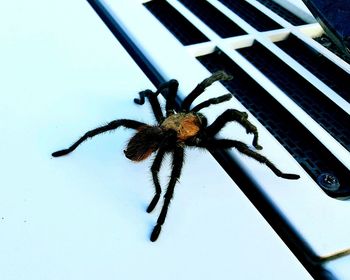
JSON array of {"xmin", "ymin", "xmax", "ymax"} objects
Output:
[{"xmin": 302, "ymin": 0, "xmax": 350, "ymax": 58}]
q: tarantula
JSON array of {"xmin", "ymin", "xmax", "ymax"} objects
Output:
[{"xmin": 52, "ymin": 71, "xmax": 299, "ymax": 242}]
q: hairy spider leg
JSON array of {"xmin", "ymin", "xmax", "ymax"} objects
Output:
[
  {"xmin": 181, "ymin": 71, "xmax": 233, "ymax": 112},
  {"xmin": 51, "ymin": 119, "xmax": 146, "ymax": 157},
  {"xmin": 134, "ymin": 89, "xmax": 164, "ymax": 123},
  {"xmin": 155, "ymin": 79, "xmax": 179, "ymax": 116},
  {"xmin": 134, "ymin": 80, "xmax": 179, "ymax": 118},
  {"xmin": 205, "ymin": 109, "xmax": 263, "ymax": 150},
  {"xmin": 203, "ymin": 139, "xmax": 300, "ymax": 180},
  {"xmin": 191, "ymin": 93, "xmax": 232, "ymax": 112},
  {"xmin": 150, "ymin": 146, "xmax": 184, "ymax": 242},
  {"xmin": 147, "ymin": 148, "xmax": 167, "ymax": 213}
]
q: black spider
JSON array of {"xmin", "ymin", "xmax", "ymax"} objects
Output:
[{"xmin": 52, "ymin": 71, "xmax": 300, "ymax": 242}]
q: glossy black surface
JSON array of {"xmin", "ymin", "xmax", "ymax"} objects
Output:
[{"xmin": 302, "ymin": 0, "xmax": 350, "ymax": 58}]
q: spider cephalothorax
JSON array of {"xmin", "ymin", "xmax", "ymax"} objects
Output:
[
  {"xmin": 52, "ymin": 71, "xmax": 300, "ymax": 242},
  {"xmin": 160, "ymin": 112, "xmax": 203, "ymax": 141}
]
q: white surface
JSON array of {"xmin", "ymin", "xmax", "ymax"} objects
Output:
[
  {"xmin": 325, "ymin": 255, "xmax": 350, "ymax": 280},
  {"xmin": 103, "ymin": 0, "xmax": 350, "ymax": 269},
  {"xmin": 103, "ymin": 0, "xmax": 350, "ymax": 256},
  {"xmin": 0, "ymin": 0, "xmax": 313, "ymax": 279}
]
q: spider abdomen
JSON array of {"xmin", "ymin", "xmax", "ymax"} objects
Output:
[{"xmin": 161, "ymin": 112, "xmax": 202, "ymax": 141}]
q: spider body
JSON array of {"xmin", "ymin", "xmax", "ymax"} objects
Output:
[
  {"xmin": 52, "ymin": 71, "xmax": 300, "ymax": 242},
  {"xmin": 160, "ymin": 112, "xmax": 203, "ymax": 141},
  {"xmin": 124, "ymin": 112, "xmax": 205, "ymax": 162}
]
